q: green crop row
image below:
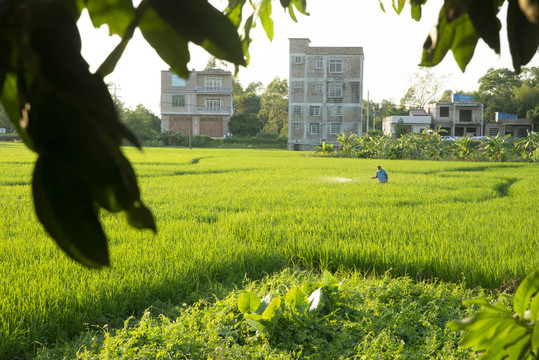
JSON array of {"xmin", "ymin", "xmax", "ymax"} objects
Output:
[{"xmin": 0, "ymin": 143, "xmax": 537, "ymax": 358}]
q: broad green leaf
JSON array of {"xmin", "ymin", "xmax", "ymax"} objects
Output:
[
  {"xmin": 149, "ymin": 0, "xmax": 245, "ymax": 66},
  {"xmin": 255, "ymin": 293, "xmax": 272, "ymax": 315},
  {"xmin": 464, "ymin": 298, "xmax": 512, "ymax": 314},
  {"xmin": 33, "ymin": 155, "xmax": 109, "ymax": 268},
  {"xmin": 507, "ymin": 0, "xmax": 539, "ymax": 72},
  {"xmin": 259, "ymin": 0, "xmax": 274, "ymax": 41},
  {"xmin": 447, "ymin": 311, "xmax": 511, "ymax": 331},
  {"xmin": 86, "ymin": 0, "xmax": 135, "ymax": 36},
  {"xmin": 308, "ymin": 287, "xmax": 323, "ymax": 312},
  {"xmin": 262, "ymin": 297, "xmax": 281, "ymax": 320},
  {"xmin": 238, "ymin": 292, "xmax": 260, "ymax": 314},
  {"xmin": 421, "ymin": 5, "xmax": 479, "ymax": 71},
  {"xmin": 285, "ymin": 287, "xmax": 309, "ymax": 314},
  {"xmin": 507, "ymin": 335, "xmax": 532, "ymax": 360},
  {"xmin": 467, "ymin": 0, "xmax": 501, "ymax": 53},
  {"xmin": 245, "ymin": 318, "xmax": 268, "ymax": 337},
  {"xmin": 459, "ymin": 318, "xmax": 516, "ymax": 349},
  {"xmin": 280, "ymin": 0, "xmax": 291, "ymax": 8},
  {"xmin": 322, "ymin": 270, "xmax": 339, "ymax": 290},
  {"xmin": 139, "ymin": 7, "xmax": 190, "ymax": 78},
  {"xmin": 500, "ymin": 327, "xmax": 530, "ymax": 359},
  {"xmin": 514, "ymin": 270, "xmax": 539, "ymax": 318},
  {"xmin": 450, "ymin": 13, "xmax": 480, "ymax": 72}
]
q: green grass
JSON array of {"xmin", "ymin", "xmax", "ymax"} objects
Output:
[{"xmin": 0, "ymin": 143, "xmax": 537, "ymax": 358}]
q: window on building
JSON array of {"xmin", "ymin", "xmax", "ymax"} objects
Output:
[
  {"xmin": 172, "ymin": 74, "xmax": 185, "ymax": 87},
  {"xmin": 460, "ymin": 109, "xmax": 472, "ymax": 122},
  {"xmin": 293, "ymin": 106, "xmax": 301, "ymax": 116},
  {"xmin": 455, "ymin": 127, "xmax": 464, "ymax": 137},
  {"xmin": 309, "ymin": 123, "xmax": 320, "ymax": 134},
  {"xmin": 293, "ymin": 81, "xmax": 303, "ymax": 89},
  {"xmin": 316, "ymin": 58, "xmax": 323, "ymax": 69},
  {"xmin": 294, "ymin": 55, "xmax": 302, "ymax": 64},
  {"xmin": 331, "ymin": 106, "xmax": 342, "ymax": 116},
  {"xmin": 205, "ymin": 97, "xmax": 221, "ymax": 109},
  {"xmin": 330, "ymin": 123, "xmax": 341, "ymax": 134},
  {"xmin": 439, "ymin": 106, "xmax": 449, "ymax": 117},
  {"xmin": 328, "ymin": 84, "xmax": 342, "ymax": 98},
  {"xmin": 293, "ymin": 122, "xmax": 301, "ymax": 130},
  {"xmin": 309, "ymin": 106, "xmax": 320, "ymax": 116},
  {"xmin": 172, "ymin": 95, "xmax": 185, "ymax": 107},
  {"xmin": 488, "ymin": 128, "xmax": 499, "ymax": 137},
  {"xmin": 315, "ymin": 83, "xmax": 323, "ymax": 94},
  {"xmin": 205, "ymin": 77, "xmax": 221, "ymax": 89},
  {"xmin": 329, "ymin": 59, "xmax": 342, "ymax": 73}
]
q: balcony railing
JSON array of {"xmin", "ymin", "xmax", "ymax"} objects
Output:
[
  {"xmin": 196, "ymin": 86, "xmax": 232, "ymax": 93},
  {"xmin": 196, "ymin": 106, "xmax": 232, "ymax": 114}
]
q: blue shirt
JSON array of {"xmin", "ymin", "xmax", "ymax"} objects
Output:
[{"xmin": 376, "ymin": 169, "xmax": 388, "ymax": 182}]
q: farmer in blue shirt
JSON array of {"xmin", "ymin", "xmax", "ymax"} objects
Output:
[{"xmin": 372, "ymin": 166, "xmax": 388, "ymax": 183}]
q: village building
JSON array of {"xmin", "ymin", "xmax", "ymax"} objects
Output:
[
  {"xmin": 382, "ymin": 109, "xmax": 432, "ymax": 135},
  {"xmin": 425, "ymin": 94, "xmax": 484, "ymax": 137},
  {"xmin": 160, "ymin": 68, "xmax": 233, "ymax": 137},
  {"xmin": 484, "ymin": 112, "xmax": 534, "ymax": 137},
  {"xmin": 288, "ymin": 38, "xmax": 364, "ymax": 151}
]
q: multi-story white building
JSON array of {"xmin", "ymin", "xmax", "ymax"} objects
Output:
[
  {"xmin": 160, "ymin": 68, "xmax": 233, "ymax": 137},
  {"xmin": 288, "ymin": 38, "xmax": 364, "ymax": 151}
]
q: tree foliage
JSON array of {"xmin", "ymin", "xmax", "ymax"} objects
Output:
[
  {"xmin": 259, "ymin": 77, "xmax": 289, "ymax": 135},
  {"xmin": 400, "ymin": 68, "xmax": 448, "ymax": 109},
  {"xmin": 1, "ymin": 0, "xmax": 539, "ymax": 267},
  {"xmin": 228, "ymin": 113, "xmax": 264, "ymax": 136}
]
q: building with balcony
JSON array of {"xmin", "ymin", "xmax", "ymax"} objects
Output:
[
  {"xmin": 425, "ymin": 94, "xmax": 484, "ymax": 137},
  {"xmin": 160, "ymin": 68, "xmax": 233, "ymax": 137},
  {"xmin": 288, "ymin": 38, "xmax": 364, "ymax": 151}
]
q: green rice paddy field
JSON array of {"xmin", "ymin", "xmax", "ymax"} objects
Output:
[{"xmin": 0, "ymin": 142, "xmax": 538, "ymax": 358}]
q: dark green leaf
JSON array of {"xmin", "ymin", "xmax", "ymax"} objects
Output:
[
  {"xmin": 139, "ymin": 7, "xmax": 190, "ymax": 78},
  {"xmin": 467, "ymin": 0, "xmax": 501, "ymax": 53},
  {"xmin": 33, "ymin": 155, "xmax": 109, "ymax": 268},
  {"xmin": 421, "ymin": 5, "xmax": 479, "ymax": 71},
  {"xmin": 508, "ymin": 0, "xmax": 539, "ymax": 72},
  {"xmin": 86, "ymin": 0, "xmax": 135, "ymax": 36},
  {"xmin": 96, "ymin": 23, "xmax": 135, "ymax": 77},
  {"xmin": 149, "ymin": 0, "xmax": 245, "ymax": 66},
  {"xmin": 280, "ymin": 0, "xmax": 291, "ymax": 8}
]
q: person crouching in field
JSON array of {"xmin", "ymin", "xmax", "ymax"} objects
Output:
[{"xmin": 372, "ymin": 166, "xmax": 388, "ymax": 183}]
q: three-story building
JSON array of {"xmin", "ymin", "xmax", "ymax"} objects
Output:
[{"xmin": 160, "ymin": 68, "xmax": 233, "ymax": 137}]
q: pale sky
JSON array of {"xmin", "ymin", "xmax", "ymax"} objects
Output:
[{"xmin": 78, "ymin": 0, "xmax": 539, "ymax": 115}]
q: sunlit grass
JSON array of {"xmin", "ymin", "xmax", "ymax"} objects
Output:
[{"xmin": 0, "ymin": 143, "xmax": 537, "ymax": 358}]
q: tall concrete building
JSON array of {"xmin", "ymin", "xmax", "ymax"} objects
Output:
[
  {"xmin": 160, "ymin": 68, "xmax": 233, "ymax": 137},
  {"xmin": 288, "ymin": 38, "xmax": 364, "ymax": 151}
]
